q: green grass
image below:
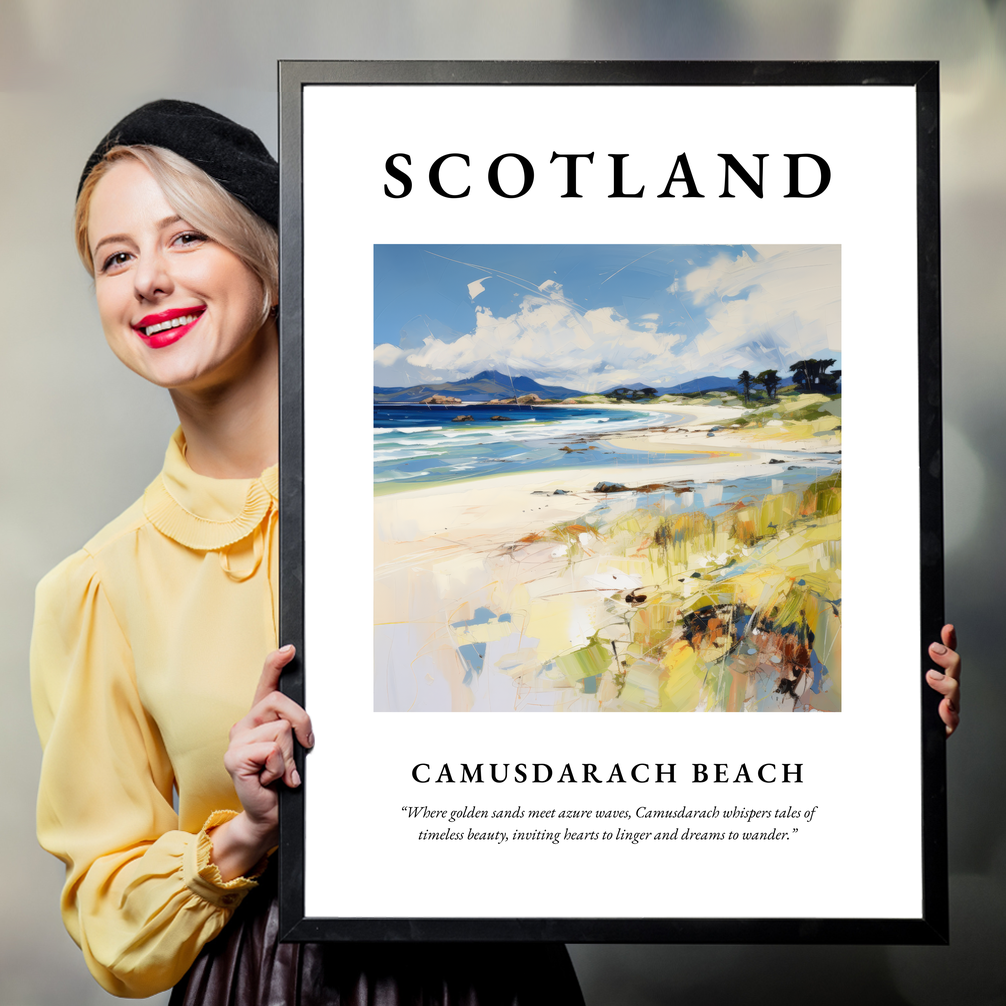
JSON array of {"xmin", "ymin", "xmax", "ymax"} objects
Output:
[{"xmin": 543, "ymin": 474, "xmax": 842, "ymax": 712}]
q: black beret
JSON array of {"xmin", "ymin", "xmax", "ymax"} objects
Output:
[{"xmin": 78, "ymin": 99, "xmax": 278, "ymax": 228}]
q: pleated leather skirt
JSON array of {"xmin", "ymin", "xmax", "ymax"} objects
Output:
[{"xmin": 169, "ymin": 869, "xmax": 585, "ymax": 1006}]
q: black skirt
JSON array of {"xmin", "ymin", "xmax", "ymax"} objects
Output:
[{"xmin": 169, "ymin": 869, "xmax": 585, "ymax": 1006}]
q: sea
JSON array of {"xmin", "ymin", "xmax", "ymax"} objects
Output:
[{"xmin": 374, "ymin": 402, "xmax": 695, "ymax": 489}]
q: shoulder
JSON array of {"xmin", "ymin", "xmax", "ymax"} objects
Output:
[
  {"xmin": 35, "ymin": 495, "xmax": 151, "ymax": 608},
  {"xmin": 83, "ymin": 496, "xmax": 150, "ymax": 557},
  {"xmin": 36, "ymin": 428, "xmax": 184, "ymax": 599}
]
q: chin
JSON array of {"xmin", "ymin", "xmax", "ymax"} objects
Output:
[
  {"xmin": 122, "ymin": 353, "xmax": 218, "ymax": 391},
  {"xmin": 110, "ymin": 322, "xmax": 271, "ymax": 393}
]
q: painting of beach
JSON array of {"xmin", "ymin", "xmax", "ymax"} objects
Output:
[{"xmin": 374, "ymin": 244, "xmax": 841, "ymax": 713}]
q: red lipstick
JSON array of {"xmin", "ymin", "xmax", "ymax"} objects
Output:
[{"xmin": 132, "ymin": 306, "xmax": 205, "ymax": 349}]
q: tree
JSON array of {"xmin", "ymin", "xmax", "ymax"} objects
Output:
[
  {"xmin": 754, "ymin": 369, "xmax": 780, "ymax": 399},
  {"xmin": 790, "ymin": 358, "xmax": 839, "ymax": 393},
  {"xmin": 607, "ymin": 386, "xmax": 657, "ymax": 402},
  {"xmin": 737, "ymin": 370, "xmax": 754, "ymax": 403}
]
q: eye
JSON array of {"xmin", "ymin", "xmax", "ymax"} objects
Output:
[
  {"xmin": 172, "ymin": 230, "xmax": 208, "ymax": 249},
  {"xmin": 100, "ymin": 251, "xmax": 132, "ymax": 274}
]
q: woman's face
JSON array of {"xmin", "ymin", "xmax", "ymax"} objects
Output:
[{"xmin": 87, "ymin": 158, "xmax": 270, "ymax": 392}]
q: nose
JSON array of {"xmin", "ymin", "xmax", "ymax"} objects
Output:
[{"xmin": 133, "ymin": 247, "xmax": 173, "ymax": 303}]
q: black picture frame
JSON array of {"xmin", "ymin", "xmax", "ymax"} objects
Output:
[{"xmin": 277, "ymin": 60, "xmax": 945, "ymax": 944}]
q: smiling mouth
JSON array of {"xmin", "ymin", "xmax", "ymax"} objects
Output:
[
  {"xmin": 135, "ymin": 307, "xmax": 206, "ymax": 338},
  {"xmin": 142, "ymin": 313, "xmax": 198, "ymax": 337},
  {"xmin": 131, "ymin": 307, "xmax": 207, "ymax": 349}
]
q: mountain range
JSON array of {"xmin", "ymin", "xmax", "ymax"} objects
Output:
[
  {"xmin": 372, "ymin": 370, "xmax": 797, "ymax": 402},
  {"xmin": 615, "ymin": 376, "xmax": 739, "ymax": 394},
  {"xmin": 374, "ymin": 370, "xmax": 587, "ymax": 403}
]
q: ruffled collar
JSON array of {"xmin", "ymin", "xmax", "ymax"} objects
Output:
[{"xmin": 143, "ymin": 428, "xmax": 278, "ymax": 551}]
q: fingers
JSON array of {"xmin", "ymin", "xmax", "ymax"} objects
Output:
[
  {"xmin": 926, "ymin": 665, "xmax": 961, "ymax": 738},
  {"xmin": 941, "ymin": 623, "xmax": 958, "ymax": 653},
  {"xmin": 928, "ymin": 688, "xmax": 960, "ymax": 737},
  {"xmin": 225, "ymin": 645, "xmax": 313, "ymax": 806},
  {"xmin": 926, "ymin": 625, "xmax": 961, "ymax": 737},
  {"xmin": 233, "ymin": 689, "xmax": 314, "ymax": 750},
  {"xmin": 940, "ymin": 698, "xmax": 960, "ymax": 737},
  {"xmin": 925, "ymin": 667, "xmax": 959, "ymax": 706},
  {"xmin": 225, "ymin": 739, "xmax": 289, "ymax": 788},
  {"xmin": 252, "ymin": 740, "xmax": 288, "ymax": 788},
  {"xmin": 227, "ymin": 720, "xmax": 301, "ymax": 788},
  {"xmin": 245, "ymin": 644, "xmax": 314, "ymax": 750},
  {"xmin": 928, "ymin": 637, "xmax": 961, "ymax": 682},
  {"xmin": 252, "ymin": 644, "xmax": 297, "ymax": 706}
]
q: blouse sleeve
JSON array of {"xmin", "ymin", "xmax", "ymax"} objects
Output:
[{"xmin": 31, "ymin": 549, "xmax": 262, "ymax": 998}]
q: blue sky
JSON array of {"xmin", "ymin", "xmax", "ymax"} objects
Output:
[{"xmin": 374, "ymin": 244, "xmax": 841, "ymax": 392}]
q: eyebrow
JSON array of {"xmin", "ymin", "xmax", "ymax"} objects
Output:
[{"xmin": 91, "ymin": 215, "xmax": 185, "ymax": 258}]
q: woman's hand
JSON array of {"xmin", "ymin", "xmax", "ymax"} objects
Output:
[
  {"xmin": 209, "ymin": 645, "xmax": 314, "ymax": 881},
  {"xmin": 926, "ymin": 624, "xmax": 961, "ymax": 738}
]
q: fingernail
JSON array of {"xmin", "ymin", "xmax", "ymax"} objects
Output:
[
  {"xmin": 291, "ymin": 768, "xmax": 301, "ymax": 787},
  {"xmin": 927, "ymin": 669, "xmax": 944, "ymax": 679},
  {"xmin": 280, "ymin": 644, "xmax": 295, "ymax": 654},
  {"xmin": 306, "ymin": 732, "xmax": 315, "ymax": 748},
  {"xmin": 931, "ymin": 643, "xmax": 947, "ymax": 654}
]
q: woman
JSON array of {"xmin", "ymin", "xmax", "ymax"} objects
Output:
[{"xmin": 31, "ymin": 100, "xmax": 586, "ymax": 1003}]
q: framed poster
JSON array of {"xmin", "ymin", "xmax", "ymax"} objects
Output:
[{"xmin": 277, "ymin": 61, "xmax": 946, "ymax": 943}]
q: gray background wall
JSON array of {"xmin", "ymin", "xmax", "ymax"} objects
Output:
[{"xmin": 1, "ymin": 2, "xmax": 1002, "ymax": 1003}]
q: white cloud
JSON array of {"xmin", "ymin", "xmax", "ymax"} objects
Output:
[
  {"xmin": 675, "ymin": 245, "xmax": 841, "ymax": 376},
  {"xmin": 467, "ymin": 275, "xmax": 492, "ymax": 300},
  {"xmin": 397, "ymin": 285, "xmax": 684, "ymax": 392},
  {"xmin": 374, "ymin": 343, "xmax": 406, "ymax": 367},
  {"xmin": 639, "ymin": 312, "xmax": 660, "ymax": 333},
  {"xmin": 376, "ymin": 248, "xmax": 840, "ymax": 390}
]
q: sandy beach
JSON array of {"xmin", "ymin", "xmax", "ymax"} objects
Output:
[
  {"xmin": 374, "ymin": 397, "xmax": 841, "ymax": 715},
  {"xmin": 593, "ymin": 399, "xmax": 841, "ymax": 454}
]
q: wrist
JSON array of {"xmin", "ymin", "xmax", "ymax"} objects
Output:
[{"xmin": 208, "ymin": 812, "xmax": 275, "ymax": 882}]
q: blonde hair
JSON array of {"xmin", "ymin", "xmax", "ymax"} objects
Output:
[{"xmin": 75, "ymin": 145, "xmax": 278, "ymax": 323}]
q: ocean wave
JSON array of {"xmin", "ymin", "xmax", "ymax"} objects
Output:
[
  {"xmin": 373, "ymin": 414, "xmax": 649, "ymax": 449},
  {"xmin": 374, "ymin": 470, "xmax": 431, "ymax": 483},
  {"xmin": 373, "ymin": 425, "xmax": 443, "ymax": 435},
  {"xmin": 382, "ymin": 437, "xmax": 463, "ymax": 447},
  {"xmin": 373, "ymin": 406, "xmax": 678, "ymax": 488},
  {"xmin": 374, "ymin": 448, "xmax": 449, "ymax": 461}
]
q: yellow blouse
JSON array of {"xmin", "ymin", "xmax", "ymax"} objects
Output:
[{"xmin": 31, "ymin": 428, "xmax": 279, "ymax": 998}]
